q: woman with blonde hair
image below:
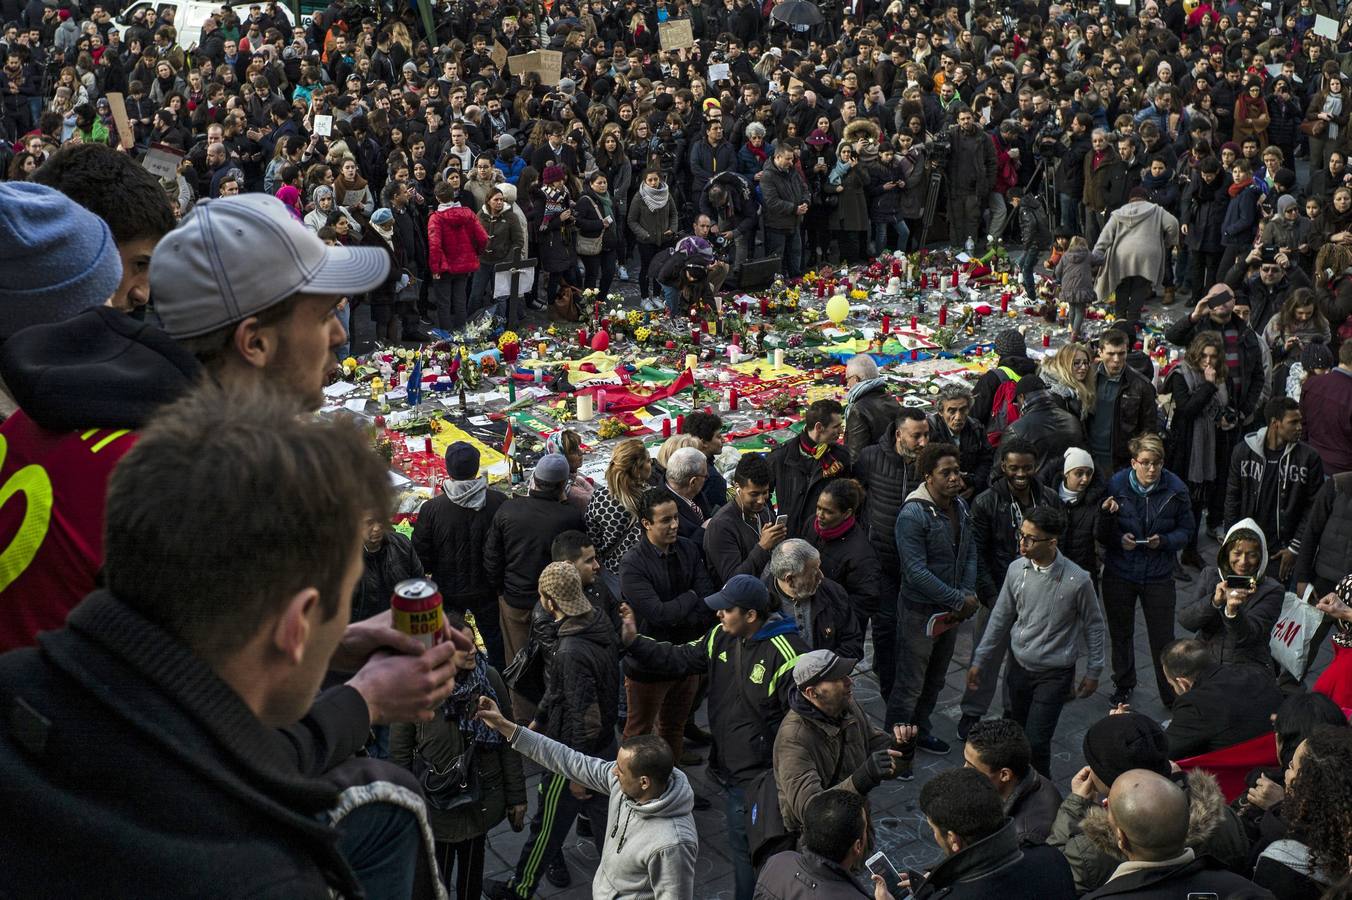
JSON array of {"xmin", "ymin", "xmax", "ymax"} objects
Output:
[
  {"xmin": 1040, "ymin": 342, "xmax": 1097, "ymax": 420},
  {"xmin": 585, "ymin": 439, "xmax": 654, "ymax": 576}
]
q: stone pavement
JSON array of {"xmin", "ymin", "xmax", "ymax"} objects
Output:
[{"xmin": 476, "ymin": 531, "xmax": 1331, "ymax": 898}]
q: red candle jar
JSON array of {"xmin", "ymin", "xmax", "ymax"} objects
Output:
[
  {"xmin": 578, "ymin": 328, "xmax": 588, "ymax": 347},
  {"xmin": 817, "ymin": 280, "xmax": 826, "ymax": 298},
  {"xmin": 881, "ymin": 314, "xmax": 891, "ymax": 334},
  {"xmin": 676, "ymin": 414, "xmax": 685, "ymax": 431},
  {"xmin": 938, "ymin": 305, "xmax": 948, "ymax": 326},
  {"xmin": 910, "ymin": 348, "xmax": 919, "ymax": 361},
  {"xmin": 759, "ymin": 298, "xmax": 770, "ymax": 316},
  {"xmin": 891, "ymin": 259, "xmax": 901, "ymax": 276},
  {"xmin": 1043, "ymin": 332, "xmax": 1051, "ymax": 348},
  {"xmin": 1000, "ymin": 293, "xmax": 1010, "ymax": 312},
  {"xmin": 729, "ymin": 388, "xmax": 739, "ymax": 411},
  {"xmin": 910, "ymin": 315, "xmax": 918, "ymax": 330},
  {"xmin": 424, "ymin": 436, "xmax": 433, "ymax": 454},
  {"xmin": 919, "ymin": 272, "xmax": 928, "ymax": 289},
  {"xmin": 662, "ymin": 418, "xmax": 672, "ymax": 437}
]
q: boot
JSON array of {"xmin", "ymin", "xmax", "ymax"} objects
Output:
[{"xmin": 1162, "ymin": 286, "xmax": 1177, "ymax": 305}]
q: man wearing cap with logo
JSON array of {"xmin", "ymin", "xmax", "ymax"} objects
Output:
[
  {"xmin": 618, "ymin": 573, "xmax": 807, "ymax": 900},
  {"xmin": 774, "ymin": 650, "xmax": 916, "ymax": 833},
  {"xmin": 0, "ymin": 192, "xmax": 390, "ymax": 651}
]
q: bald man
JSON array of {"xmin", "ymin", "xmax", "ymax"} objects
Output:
[
  {"xmin": 1085, "ymin": 769, "xmax": 1274, "ymax": 898},
  {"xmin": 842, "ymin": 354, "xmax": 900, "ymax": 457}
]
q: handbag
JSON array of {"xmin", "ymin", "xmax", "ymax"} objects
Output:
[
  {"xmin": 575, "ymin": 197, "xmax": 605, "ymax": 256},
  {"xmin": 410, "ymin": 724, "xmax": 482, "ymax": 813},
  {"xmin": 503, "ymin": 639, "xmax": 549, "ymax": 704},
  {"xmin": 1270, "ymin": 585, "xmax": 1324, "ymax": 679},
  {"xmin": 1300, "ymin": 118, "xmax": 1328, "ymax": 137}
]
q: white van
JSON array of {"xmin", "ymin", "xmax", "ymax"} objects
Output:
[{"xmin": 113, "ymin": 1, "xmax": 295, "ymax": 54}]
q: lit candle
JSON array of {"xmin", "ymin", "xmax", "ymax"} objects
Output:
[
  {"xmin": 424, "ymin": 436, "xmax": 433, "ymax": 454},
  {"xmin": 1043, "ymin": 332, "xmax": 1051, "ymax": 348},
  {"xmin": 939, "ymin": 305, "xmax": 948, "ymax": 326},
  {"xmin": 817, "ymin": 280, "xmax": 827, "ymax": 298},
  {"xmin": 1001, "ymin": 272, "xmax": 1010, "ymax": 286},
  {"xmin": 919, "ymin": 272, "xmax": 928, "ymax": 289},
  {"xmin": 729, "ymin": 388, "xmax": 739, "ymax": 411},
  {"xmin": 881, "ymin": 314, "xmax": 891, "ymax": 334},
  {"xmin": 1000, "ymin": 293, "xmax": 1010, "ymax": 313},
  {"xmin": 578, "ymin": 328, "xmax": 588, "ymax": 347},
  {"xmin": 662, "ymin": 418, "xmax": 672, "ymax": 437},
  {"xmin": 951, "ymin": 269, "xmax": 959, "ymax": 287},
  {"xmin": 576, "ymin": 393, "xmax": 595, "ymax": 421},
  {"xmin": 676, "ymin": 414, "xmax": 685, "ymax": 431},
  {"xmin": 686, "ymin": 353, "xmax": 698, "ymax": 371},
  {"xmin": 708, "ymin": 319, "xmax": 717, "ymax": 336},
  {"xmin": 910, "ymin": 315, "xmax": 918, "ymax": 330},
  {"xmin": 774, "ymin": 348, "xmax": 785, "ymax": 368},
  {"xmin": 537, "ymin": 341, "xmax": 547, "ymax": 357}
]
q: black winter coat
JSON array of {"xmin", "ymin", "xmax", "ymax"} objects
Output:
[
  {"xmin": 767, "ymin": 439, "xmax": 853, "ymax": 540},
  {"xmin": 843, "ymin": 383, "xmax": 901, "ymax": 459},
  {"xmin": 1178, "ymin": 568, "xmax": 1285, "ymax": 670},
  {"xmin": 928, "ymin": 413, "xmax": 996, "ymax": 494},
  {"xmin": 1293, "ymin": 472, "xmax": 1352, "ymax": 589},
  {"xmin": 535, "ymin": 608, "xmax": 622, "ymax": 755},
  {"xmin": 1090, "ymin": 363, "xmax": 1160, "ymax": 472},
  {"xmin": 863, "ymin": 157, "xmax": 906, "ymax": 223},
  {"xmin": 971, "ymin": 475, "xmax": 1063, "ymax": 603},
  {"xmin": 764, "ymin": 575, "xmax": 864, "ymax": 659},
  {"xmin": 484, "ymin": 492, "xmax": 586, "ymax": 609},
  {"xmin": 1055, "ymin": 470, "xmax": 1107, "ymax": 577},
  {"xmin": 972, "ymin": 354, "xmax": 1039, "ymax": 426},
  {"xmin": 1164, "ymin": 366, "xmax": 1222, "ymax": 481},
  {"xmin": 1164, "ymin": 662, "xmax": 1285, "ymax": 760},
  {"xmin": 1085, "ymin": 855, "xmax": 1275, "ymax": 899},
  {"xmin": 853, "ymin": 422, "xmax": 921, "ymax": 573},
  {"xmin": 945, "ymin": 123, "xmax": 998, "ymax": 200},
  {"xmin": 353, "ymin": 532, "xmax": 423, "ymax": 622},
  {"xmin": 1179, "ymin": 169, "xmax": 1230, "ymax": 252},
  {"xmin": 1165, "ymin": 315, "xmax": 1266, "ymax": 424},
  {"xmin": 806, "ymin": 520, "xmax": 883, "ymax": 619},
  {"xmin": 412, "ymin": 487, "xmax": 508, "ymax": 604},
  {"xmin": 1223, "ymin": 431, "xmax": 1325, "ymax": 553},
  {"xmin": 619, "ymin": 535, "xmax": 717, "ymax": 679},
  {"xmin": 913, "ymin": 819, "xmax": 1077, "ymax": 900},
  {"xmin": 1008, "ymin": 770, "xmax": 1064, "ymax": 847},
  {"xmin": 1002, "ymin": 391, "xmax": 1088, "ymax": 486},
  {"xmin": 703, "ymin": 499, "xmax": 775, "ymax": 584}
]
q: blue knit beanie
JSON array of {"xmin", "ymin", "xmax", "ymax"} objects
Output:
[{"xmin": 0, "ymin": 182, "xmax": 122, "ymax": 340}]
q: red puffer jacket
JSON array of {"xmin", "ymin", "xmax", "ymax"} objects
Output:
[{"xmin": 427, "ymin": 204, "xmax": 488, "ymax": 275}]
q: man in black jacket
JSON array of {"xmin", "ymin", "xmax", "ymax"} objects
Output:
[
  {"xmin": 843, "ymin": 353, "xmax": 901, "ymax": 458},
  {"xmin": 963, "ymin": 719, "xmax": 1063, "ymax": 847},
  {"xmin": 1223, "ymin": 398, "xmax": 1324, "ymax": 582},
  {"xmin": 1160, "ymin": 639, "xmax": 1284, "ymax": 760},
  {"xmin": 959, "ymin": 438, "xmax": 1063, "ymax": 739},
  {"xmin": 619, "ymin": 574, "xmax": 807, "ymax": 899},
  {"xmin": 485, "ymin": 453, "xmax": 586, "ymax": 719},
  {"xmin": 1003, "ymin": 376, "xmax": 1087, "ymax": 486},
  {"xmin": 945, "ymin": 106, "xmax": 998, "ymax": 251},
  {"xmin": 1087, "ymin": 328, "xmax": 1160, "ymax": 475},
  {"xmin": 854, "ymin": 407, "xmax": 928, "ymax": 699},
  {"xmin": 972, "ymin": 329, "xmax": 1039, "ymax": 429},
  {"xmin": 928, "ymin": 383, "xmax": 994, "ymax": 500},
  {"xmin": 763, "ymin": 539, "xmax": 864, "ymax": 658},
  {"xmin": 619, "ymin": 487, "xmax": 717, "ymax": 766},
  {"xmin": 704, "ymin": 453, "xmax": 787, "ymax": 583},
  {"xmin": 767, "ymin": 399, "xmax": 851, "ymax": 538},
  {"xmin": 412, "ymin": 441, "xmax": 508, "ymax": 665},
  {"xmin": 488, "ymin": 562, "xmax": 620, "ymax": 900},
  {"xmin": 1084, "ymin": 769, "xmax": 1275, "ymax": 899},
  {"xmin": 0, "ymin": 386, "xmax": 472, "ymax": 899}
]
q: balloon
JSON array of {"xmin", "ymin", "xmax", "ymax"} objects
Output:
[
  {"xmin": 826, "ymin": 294, "xmax": 850, "ymax": 324},
  {"xmin": 590, "ymin": 329, "xmax": 610, "ymax": 351}
]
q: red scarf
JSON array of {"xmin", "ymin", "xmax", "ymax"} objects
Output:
[
  {"xmin": 1228, "ymin": 176, "xmax": 1253, "ymax": 197},
  {"xmin": 814, "ymin": 514, "xmax": 856, "ymax": 542},
  {"xmin": 799, "ymin": 437, "xmax": 844, "ymax": 477}
]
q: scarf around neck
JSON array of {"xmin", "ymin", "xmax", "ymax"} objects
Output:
[
  {"xmin": 639, "ymin": 180, "xmax": 669, "ymax": 211},
  {"xmin": 1228, "ymin": 176, "xmax": 1253, "ymax": 197},
  {"xmin": 1128, "ymin": 469, "xmax": 1160, "ymax": 495},
  {"xmin": 442, "ymin": 653, "xmax": 504, "ymax": 745},
  {"xmin": 814, "ymin": 513, "xmax": 856, "ymax": 542}
]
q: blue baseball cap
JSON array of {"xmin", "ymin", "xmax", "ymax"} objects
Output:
[{"xmin": 705, "ymin": 574, "xmax": 772, "ymax": 613}]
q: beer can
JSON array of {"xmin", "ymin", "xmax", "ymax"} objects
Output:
[{"xmin": 391, "ymin": 578, "xmax": 444, "ymax": 647}]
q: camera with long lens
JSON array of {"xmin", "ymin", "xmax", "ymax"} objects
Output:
[{"xmin": 924, "ymin": 134, "xmax": 952, "ymax": 163}]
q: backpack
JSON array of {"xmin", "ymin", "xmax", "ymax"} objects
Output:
[{"xmin": 985, "ymin": 366, "xmax": 1023, "ymax": 446}]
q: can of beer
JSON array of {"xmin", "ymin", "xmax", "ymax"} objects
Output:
[{"xmin": 391, "ymin": 579, "xmax": 444, "ymax": 647}]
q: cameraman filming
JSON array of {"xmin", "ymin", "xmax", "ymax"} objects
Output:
[
  {"xmin": 698, "ymin": 171, "xmax": 757, "ymax": 272},
  {"xmin": 653, "ymin": 235, "xmax": 720, "ymax": 318}
]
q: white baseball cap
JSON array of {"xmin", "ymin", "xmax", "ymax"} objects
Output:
[{"xmin": 150, "ymin": 194, "xmax": 390, "ymax": 339}]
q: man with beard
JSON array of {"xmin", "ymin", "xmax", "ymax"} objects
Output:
[{"xmin": 945, "ymin": 107, "xmax": 998, "ymax": 250}]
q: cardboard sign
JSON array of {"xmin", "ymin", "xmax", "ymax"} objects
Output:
[
  {"xmin": 490, "ymin": 41, "xmax": 508, "ymax": 70},
  {"xmin": 659, "ymin": 18, "xmax": 695, "ymax": 50},
  {"xmin": 142, "ymin": 145, "xmax": 182, "ymax": 180},
  {"xmin": 537, "ymin": 49, "xmax": 563, "ymax": 83},
  {"xmin": 313, "ymin": 114, "xmax": 333, "ymax": 137},
  {"xmin": 105, "ymin": 91, "xmax": 135, "ymax": 149}
]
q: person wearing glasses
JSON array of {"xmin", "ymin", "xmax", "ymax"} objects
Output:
[
  {"xmin": 1095, "ymin": 433, "xmax": 1195, "ymax": 711},
  {"xmin": 967, "ymin": 506, "xmax": 1105, "ymax": 778}
]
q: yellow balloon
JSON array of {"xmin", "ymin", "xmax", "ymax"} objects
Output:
[{"xmin": 826, "ymin": 294, "xmax": 850, "ymax": 324}]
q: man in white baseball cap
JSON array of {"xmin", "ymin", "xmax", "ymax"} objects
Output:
[{"xmin": 150, "ymin": 193, "xmax": 390, "ymax": 409}]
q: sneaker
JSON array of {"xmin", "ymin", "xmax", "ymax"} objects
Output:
[
  {"xmin": 957, "ymin": 714, "xmax": 980, "ymax": 742},
  {"xmin": 481, "ymin": 879, "xmax": 515, "ymax": 900},
  {"xmin": 545, "ymin": 857, "xmax": 571, "ymax": 889},
  {"xmin": 619, "ymin": 265, "xmax": 630, "ymax": 281},
  {"xmin": 1109, "ymin": 686, "xmax": 1133, "ymax": 707},
  {"xmin": 1181, "ymin": 547, "xmax": 1205, "ymax": 570},
  {"xmin": 916, "ymin": 734, "xmax": 950, "ymax": 755}
]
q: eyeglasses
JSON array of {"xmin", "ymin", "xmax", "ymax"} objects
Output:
[
  {"xmin": 1132, "ymin": 458, "xmax": 1163, "ymax": 469},
  {"xmin": 1018, "ymin": 533, "xmax": 1054, "ymax": 545}
]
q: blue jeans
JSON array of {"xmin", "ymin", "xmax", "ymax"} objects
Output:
[
  {"xmin": 720, "ymin": 779, "xmax": 754, "ymax": 900},
  {"xmin": 335, "ymin": 300, "xmax": 351, "ymax": 360},
  {"xmin": 662, "ymin": 283, "xmax": 681, "ymax": 317},
  {"xmin": 763, "ymin": 228, "xmax": 802, "ymax": 279},
  {"xmin": 872, "ymin": 220, "xmax": 909, "ymax": 256},
  {"xmin": 1058, "ymin": 193, "xmax": 1081, "ymax": 235},
  {"xmin": 336, "ymin": 797, "xmax": 420, "ymax": 900},
  {"xmin": 1013, "ymin": 249, "xmax": 1040, "ymax": 296}
]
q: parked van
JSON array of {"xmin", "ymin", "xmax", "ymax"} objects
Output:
[{"xmin": 113, "ymin": 1, "xmax": 296, "ymax": 54}]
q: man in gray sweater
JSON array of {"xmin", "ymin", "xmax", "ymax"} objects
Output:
[
  {"xmin": 967, "ymin": 506, "xmax": 1106, "ymax": 777},
  {"xmin": 474, "ymin": 696, "xmax": 699, "ymax": 899}
]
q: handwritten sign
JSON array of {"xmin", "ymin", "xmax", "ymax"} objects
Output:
[{"xmin": 659, "ymin": 18, "xmax": 695, "ymax": 50}]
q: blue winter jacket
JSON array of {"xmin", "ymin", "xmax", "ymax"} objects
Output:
[
  {"xmin": 1097, "ymin": 467, "xmax": 1194, "ymax": 583},
  {"xmin": 895, "ymin": 483, "xmax": 977, "ymax": 614},
  {"xmin": 1220, "ymin": 181, "xmax": 1262, "ymax": 248}
]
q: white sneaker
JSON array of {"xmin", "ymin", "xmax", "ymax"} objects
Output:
[{"xmin": 619, "ymin": 266, "xmax": 630, "ymax": 281}]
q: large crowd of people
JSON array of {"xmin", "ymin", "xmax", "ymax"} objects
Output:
[{"xmin": 4, "ymin": 0, "xmax": 1352, "ymax": 898}]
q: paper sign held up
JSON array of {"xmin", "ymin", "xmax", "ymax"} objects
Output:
[
  {"xmin": 536, "ymin": 49, "xmax": 563, "ymax": 82},
  {"xmin": 707, "ymin": 62, "xmax": 731, "ymax": 82},
  {"xmin": 659, "ymin": 18, "xmax": 695, "ymax": 50},
  {"xmin": 142, "ymin": 145, "xmax": 183, "ymax": 180},
  {"xmin": 1313, "ymin": 14, "xmax": 1339, "ymax": 40},
  {"xmin": 313, "ymin": 114, "xmax": 333, "ymax": 137}
]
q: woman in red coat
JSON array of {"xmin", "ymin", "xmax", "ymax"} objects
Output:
[
  {"xmin": 427, "ymin": 179, "xmax": 489, "ymax": 331},
  {"xmin": 1313, "ymin": 575, "xmax": 1352, "ymax": 710}
]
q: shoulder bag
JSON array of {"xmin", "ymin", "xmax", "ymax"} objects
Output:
[
  {"xmin": 410, "ymin": 723, "xmax": 482, "ymax": 813},
  {"xmin": 575, "ymin": 196, "xmax": 605, "ymax": 256}
]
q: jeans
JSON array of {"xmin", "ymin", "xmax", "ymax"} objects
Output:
[
  {"xmin": 336, "ymin": 796, "xmax": 421, "ymax": 900},
  {"xmin": 886, "ymin": 606, "xmax": 960, "ymax": 734},
  {"xmin": 636, "ymin": 241, "xmax": 664, "ymax": 297},
  {"xmin": 872, "ymin": 220, "xmax": 909, "ymax": 256},
  {"xmin": 835, "ymin": 229, "xmax": 868, "ymax": 264},
  {"xmin": 1189, "ymin": 249, "xmax": 1224, "ymax": 298},
  {"xmin": 1058, "ymin": 193, "xmax": 1081, "ymax": 235},
  {"xmin": 960, "ymin": 602, "xmax": 1011, "ymax": 719},
  {"xmin": 1102, "ymin": 575, "xmax": 1177, "ymax": 707},
  {"xmin": 662, "ymin": 283, "xmax": 682, "ymax": 317},
  {"xmin": 763, "ymin": 228, "xmax": 803, "ymax": 279},
  {"xmin": 1007, "ymin": 660, "xmax": 1076, "ymax": 778},
  {"xmin": 469, "ymin": 262, "xmax": 496, "ymax": 319},
  {"xmin": 432, "ymin": 272, "xmax": 471, "ymax": 331},
  {"xmin": 335, "ymin": 300, "xmax": 351, "ymax": 360},
  {"xmin": 1013, "ymin": 249, "xmax": 1040, "ymax": 296},
  {"xmin": 720, "ymin": 778, "xmax": 754, "ymax": 900}
]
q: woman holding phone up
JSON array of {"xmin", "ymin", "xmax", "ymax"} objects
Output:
[{"xmin": 1096, "ymin": 433, "xmax": 1195, "ymax": 711}]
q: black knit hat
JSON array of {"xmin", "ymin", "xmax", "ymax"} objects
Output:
[
  {"xmin": 994, "ymin": 328, "xmax": 1026, "ymax": 359},
  {"xmin": 1083, "ymin": 713, "xmax": 1171, "ymax": 788}
]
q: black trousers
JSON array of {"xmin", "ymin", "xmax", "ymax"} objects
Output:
[
  {"xmin": 1102, "ymin": 575, "xmax": 1177, "ymax": 708},
  {"xmin": 1114, "ymin": 275, "xmax": 1153, "ymax": 324},
  {"xmin": 872, "ymin": 570, "xmax": 900, "ymax": 702},
  {"xmin": 1007, "ymin": 661, "xmax": 1076, "ymax": 778},
  {"xmin": 509, "ymin": 749, "xmax": 613, "ymax": 897},
  {"xmin": 1189, "ymin": 249, "xmax": 1224, "ymax": 297},
  {"xmin": 435, "ymin": 835, "xmax": 486, "ymax": 900}
]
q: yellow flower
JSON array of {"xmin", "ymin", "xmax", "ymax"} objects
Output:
[
  {"xmin": 850, "ymin": 289, "xmax": 868, "ymax": 301},
  {"xmin": 497, "ymin": 331, "xmax": 520, "ymax": 350},
  {"xmin": 635, "ymin": 326, "xmax": 652, "ymax": 343}
]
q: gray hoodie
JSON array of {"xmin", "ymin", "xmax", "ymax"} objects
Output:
[{"xmin": 510, "ymin": 727, "xmax": 698, "ymax": 899}]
